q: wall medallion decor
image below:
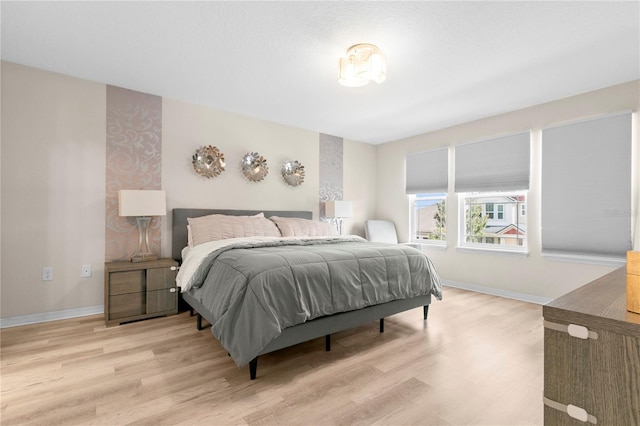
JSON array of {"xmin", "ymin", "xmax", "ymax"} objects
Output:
[
  {"xmin": 241, "ymin": 152, "xmax": 269, "ymax": 182},
  {"xmin": 192, "ymin": 145, "xmax": 226, "ymax": 178},
  {"xmin": 281, "ymin": 160, "xmax": 305, "ymax": 187}
]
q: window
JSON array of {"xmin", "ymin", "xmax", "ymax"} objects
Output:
[
  {"xmin": 541, "ymin": 112, "xmax": 632, "ymax": 259},
  {"xmin": 460, "ymin": 192, "xmax": 527, "ymax": 249},
  {"xmin": 411, "ymin": 193, "xmax": 446, "ymax": 244},
  {"xmin": 406, "ymin": 148, "xmax": 449, "ymax": 246},
  {"xmin": 455, "ymin": 131, "xmax": 531, "ymax": 252},
  {"xmin": 485, "ymin": 203, "xmax": 494, "ymax": 219},
  {"xmin": 483, "ymin": 203, "xmax": 504, "ymax": 220}
]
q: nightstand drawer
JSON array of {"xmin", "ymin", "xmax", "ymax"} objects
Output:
[
  {"xmin": 147, "ymin": 287, "xmax": 177, "ymax": 314},
  {"xmin": 109, "ymin": 292, "xmax": 145, "ymax": 319},
  {"xmin": 109, "ymin": 270, "xmax": 144, "ymax": 295},
  {"xmin": 147, "ymin": 267, "xmax": 177, "ymax": 291}
]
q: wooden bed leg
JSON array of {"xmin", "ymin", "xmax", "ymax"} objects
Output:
[
  {"xmin": 196, "ymin": 313, "xmax": 203, "ymax": 330},
  {"xmin": 423, "ymin": 305, "xmax": 429, "ymax": 320},
  {"xmin": 189, "ymin": 308, "xmax": 195, "ymax": 317},
  {"xmin": 249, "ymin": 357, "xmax": 258, "ymax": 380},
  {"xmin": 325, "ymin": 334, "xmax": 331, "ymax": 351},
  {"xmin": 380, "ymin": 318, "xmax": 384, "ymax": 333}
]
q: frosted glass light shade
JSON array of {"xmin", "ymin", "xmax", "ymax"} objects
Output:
[
  {"xmin": 325, "ymin": 200, "xmax": 353, "ymax": 218},
  {"xmin": 118, "ymin": 190, "xmax": 166, "ymax": 217},
  {"xmin": 338, "ymin": 43, "xmax": 386, "ymax": 87}
]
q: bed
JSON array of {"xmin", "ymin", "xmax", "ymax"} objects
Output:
[{"xmin": 172, "ymin": 208, "xmax": 442, "ymax": 380}]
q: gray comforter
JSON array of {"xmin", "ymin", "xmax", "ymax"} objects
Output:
[{"xmin": 185, "ymin": 237, "xmax": 442, "ymax": 366}]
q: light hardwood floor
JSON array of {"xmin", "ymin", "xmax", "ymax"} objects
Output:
[{"xmin": 1, "ymin": 287, "xmax": 543, "ymax": 425}]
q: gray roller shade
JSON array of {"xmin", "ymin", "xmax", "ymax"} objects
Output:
[
  {"xmin": 405, "ymin": 147, "xmax": 448, "ymax": 194},
  {"xmin": 541, "ymin": 112, "xmax": 632, "ymax": 257},
  {"xmin": 455, "ymin": 131, "xmax": 531, "ymax": 192}
]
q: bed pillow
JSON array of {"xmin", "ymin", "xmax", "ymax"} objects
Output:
[
  {"xmin": 187, "ymin": 212, "xmax": 268, "ymax": 247},
  {"xmin": 187, "ymin": 213, "xmax": 281, "ymax": 246},
  {"xmin": 269, "ymin": 216, "xmax": 338, "ymax": 237}
]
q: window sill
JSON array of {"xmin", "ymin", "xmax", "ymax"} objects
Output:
[
  {"xmin": 541, "ymin": 252, "xmax": 626, "ymax": 267},
  {"xmin": 408, "ymin": 242, "xmax": 447, "ymax": 251},
  {"xmin": 456, "ymin": 246, "xmax": 529, "ymax": 257}
]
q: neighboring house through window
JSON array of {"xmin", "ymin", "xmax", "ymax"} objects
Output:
[
  {"xmin": 461, "ymin": 192, "xmax": 527, "ymax": 247},
  {"xmin": 411, "ymin": 193, "xmax": 446, "ymax": 244}
]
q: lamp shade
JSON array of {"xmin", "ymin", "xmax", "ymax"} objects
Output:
[
  {"xmin": 118, "ymin": 190, "xmax": 166, "ymax": 217},
  {"xmin": 325, "ymin": 200, "xmax": 353, "ymax": 218}
]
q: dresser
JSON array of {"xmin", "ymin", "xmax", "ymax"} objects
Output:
[
  {"xmin": 543, "ymin": 267, "xmax": 640, "ymax": 425},
  {"xmin": 104, "ymin": 258, "xmax": 179, "ymax": 326}
]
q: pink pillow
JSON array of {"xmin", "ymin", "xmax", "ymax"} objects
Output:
[
  {"xmin": 187, "ymin": 213, "xmax": 281, "ymax": 246},
  {"xmin": 269, "ymin": 216, "xmax": 338, "ymax": 237}
]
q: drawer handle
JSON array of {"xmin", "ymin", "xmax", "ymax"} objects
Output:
[
  {"xmin": 567, "ymin": 324, "xmax": 589, "ymax": 339},
  {"xmin": 170, "ymin": 266, "xmax": 179, "ymax": 271},
  {"xmin": 543, "ymin": 320, "xmax": 598, "ymax": 340},
  {"xmin": 169, "ymin": 288, "xmax": 176, "ymax": 293},
  {"xmin": 567, "ymin": 404, "xmax": 589, "ymax": 423},
  {"xmin": 543, "ymin": 397, "xmax": 597, "ymax": 424}
]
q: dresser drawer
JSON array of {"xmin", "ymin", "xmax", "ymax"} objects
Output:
[{"xmin": 543, "ymin": 319, "xmax": 640, "ymax": 425}]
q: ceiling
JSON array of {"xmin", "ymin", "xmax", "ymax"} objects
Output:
[{"xmin": 2, "ymin": 1, "xmax": 639, "ymax": 145}]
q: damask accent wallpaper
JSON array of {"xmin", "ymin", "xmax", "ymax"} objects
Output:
[
  {"xmin": 105, "ymin": 86, "xmax": 162, "ymax": 261},
  {"xmin": 319, "ymin": 133, "xmax": 344, "ymax": 219}
]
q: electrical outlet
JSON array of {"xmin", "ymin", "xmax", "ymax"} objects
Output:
[
  {"xmin": 81, "ymin": 264, "xmax": 92, "ymax": 278},
  {"xmin": 42, "ymin": 267, "xmax": 53, "ymax": 281}
]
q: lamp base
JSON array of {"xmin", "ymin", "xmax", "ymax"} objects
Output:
[
  {"xmin": 131, "ymin": 216, "xmax": 157, "ymax": 262},
  {"xmin": 131, "ymin": 253, "xmax": 158, "ymax": 263}
]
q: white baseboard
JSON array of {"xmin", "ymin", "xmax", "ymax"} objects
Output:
[
  {"xmin": 0, "ymin": 282, "xmax": 550, "ymax": 328},
  {"xmin": 442, "ymin": 279, "xmax": 552, "ymax": 305},
  {"xmin": 0, "ymin": 305, "xmax": 104, "ymax": 329}
]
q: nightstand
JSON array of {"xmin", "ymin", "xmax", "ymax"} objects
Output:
[{"xmin": 104, "ymin": 258, "xmax": 178, "ymax": 326}]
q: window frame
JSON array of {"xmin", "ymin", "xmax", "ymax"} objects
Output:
[
  {"xmin": 458, "ymin": 190, "xmax": 528, "ymax": 254},
  {"xmin": 409, "ymin": 193, "xmax": 447, "ymax": 247}
]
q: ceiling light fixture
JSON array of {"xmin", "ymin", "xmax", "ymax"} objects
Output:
[{"xmin": 338, "ymin": 43, "xmax": 386, "ymax": 87}]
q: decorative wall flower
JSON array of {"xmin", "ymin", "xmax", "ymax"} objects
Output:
[
  {"xmin": 241, "ymin": 152, "xmax": 269, "ymax": 182},
  {"xmin": 192, "ymin": 145, "xmax": 225, "ymax": 178},
  {"xmin": 282, "ymin": 160, "xmax": 305, "ymax": 187}
]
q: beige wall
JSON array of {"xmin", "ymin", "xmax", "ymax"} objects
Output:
[
  {"xmin": 1, "ymin": 63, "xmax": 375, "ymax": 321},
  {"xmin": 376, "ymin": 80, "xmax": 640, "ymax": 300},
  {"xmin": 343, "ymin": 138, "xmax": 377, "ymax": 237},
  {"xmin": 1, "ymin": 62, "xmax": 107, "ymax": 317},
  {"xmin": 160, "ymin": 98, "xmax": 322, "ymax": 258}
]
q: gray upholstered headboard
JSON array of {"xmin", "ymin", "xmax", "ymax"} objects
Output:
[{"xmin": 171, "ymin": 208, "xmax": 313, "ymax": 262}]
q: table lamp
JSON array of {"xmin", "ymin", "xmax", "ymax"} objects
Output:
[
  {"xmin": 325, "ymin": 200, "xmax": 353, "ymax": 235},
  {"xmin": 118, "ymin": 189, "xmax": 166, "ymax": 262}
]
